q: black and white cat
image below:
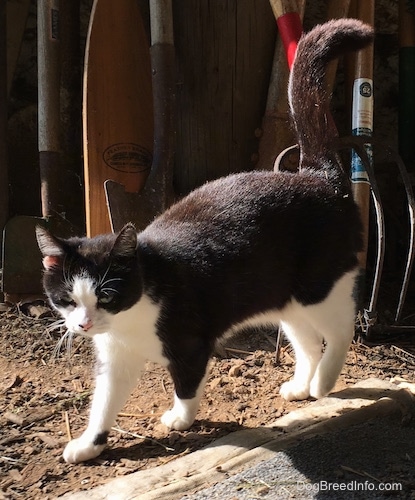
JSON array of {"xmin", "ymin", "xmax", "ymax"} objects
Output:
[{"xmin": 36, "ymin": 19, "xmax": 373, "ymax": 464}]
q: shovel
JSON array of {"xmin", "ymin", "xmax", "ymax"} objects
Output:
[
  {"xmin": 2, "ymin": 0, "xmax": 72, "ymax": 300},
  {"xmin": 105, "ymin": 0, "xmax": 175, "ymax": 233}
]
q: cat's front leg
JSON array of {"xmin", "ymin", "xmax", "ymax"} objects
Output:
[
  {"xmin": 63, "ymin": 430, "xmax": 108, "ymax": 464},
  {"xmin": 63, "ymin": 338, "xmax": 144, "ymax": 463}
]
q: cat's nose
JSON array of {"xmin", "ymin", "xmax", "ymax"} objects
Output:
[{"xmin": 79, "ymin": 320, "xmax": 93, "ymax": 332}]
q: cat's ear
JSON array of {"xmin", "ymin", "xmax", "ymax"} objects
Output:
[
  {"xmin": 111, "ymin": 223, "xmax": 137, "ymax": 258},
  {"xmin": 35, "ymin": 226, "xmax": 65, "ymax": 269}
]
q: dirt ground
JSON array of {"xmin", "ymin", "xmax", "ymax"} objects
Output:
[{"xmin": 1, "ymin": 302, "xmax": 415, "ymax": 499}]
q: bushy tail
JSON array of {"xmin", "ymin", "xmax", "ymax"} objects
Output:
[{"xmin": 288, "ymin": 19, "xmax": 374, "ymax": 167}]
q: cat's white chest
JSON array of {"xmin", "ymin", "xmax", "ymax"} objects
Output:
[{"xmin": 95, "ymin": 294, "xmax": 167, "ymax": 367}]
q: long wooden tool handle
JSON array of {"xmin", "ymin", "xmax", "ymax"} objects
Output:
[
  {"xmin": 399, "ymin": 0, "xmax": 415, "ymax": 165},
  {"xmin": 38, "ymin": 0, "xmax": 61, "ymax": 218},
  {"xmin": 256, "ymin": 0, "xmax": 304, "ymax": 171},
  {"xmin": 325, "ymin": 0, "xmax": 351, "ymax": 94},
  {"xmin": 269, "ymin": 0, "xmax": 303, "ymax": 69},
  {"xmin": 0, "ymin": 0, "xmax": 8, "ymax": 233},
  {"xmin": 350, "ymin": 0, "xmax": 375, "ymax": 272},
  {"xmin": 146, "ymin": 0, "xmax": 175, "ymax": 203}
]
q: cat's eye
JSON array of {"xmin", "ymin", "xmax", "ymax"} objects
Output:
[
  {"xmin": 57, "ymin": 297, "xmax": 76, "ymax": 307},
  {"xmin": 98, "ymin": 292, "xmax": 115, "ymax": 305}
]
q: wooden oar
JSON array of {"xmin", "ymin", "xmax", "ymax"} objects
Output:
[{"xmin": 83, "ymin": 0, "xmax": 153, "ymax": 236}]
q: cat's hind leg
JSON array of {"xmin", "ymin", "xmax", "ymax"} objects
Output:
[
  {"xmin": 161, "ymin": 343, "xmax": 211, "ymax": 431},
  {"xmin": 306, "ymin": 270, "xmax": 358, "ymax": 399},
  {"xmin": 279, "ymin": 316, "xmax": 323, "ymax": 401},
  {"xmin": 161, "ymin": 369, "xmax": 209, "ymax": 431}
]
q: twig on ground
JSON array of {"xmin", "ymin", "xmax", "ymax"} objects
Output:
[
  {"xmin": 118, "ymin": 412, "xmax": 161, "ymax": 419},
  {"xmin": 161, "ymin": 377, "xmax": 168, "ymax": 395},
  {"xmin": 64, "ymin": 411, "xmax": 72, "ymax": 441},
  {"xmin": 158, "ymin": 447, "xmax": 190, "ymax": 465},
  {"xmin": 111, "ymin": 425, "xmax": 174, "ymax": 452},
  {"xmin": 225, "ymin": 347, "xmax": 254, "ymax": 356},
  {"xmin": 280, "ymin": 347, "xmax": 295, "ymax": 363},
  {"xmin": 391, "ymin": 345, "xmax": 415, "ymax": 366},
  {"xmin": 341, "ymin": 465, "xmax": 382, "ymax": 482},
  {"xmin": 263, "ymin": 331, "xmax": 277, "ymax": 348}
]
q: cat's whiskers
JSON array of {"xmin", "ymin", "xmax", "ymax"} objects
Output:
[
  {"xmin": 100, "ymin": 277, "xmax": 124, "ymax": 286},
  {"xmin": 98, "ymin": 262, "xmax": 112, "ymax": 287},
  {"xmin": 45, "ymin": 318, "xmax": 66, "ymax": 338},
  {"xmin": 100, "ymin": 287, "xmax": 120, "ymax": 295},
  {"xmin": 99, "ymin": 277, "xmax": 124, "ymax": 297},
  {"xmin": 52, "ymin": 329, "xmax": 75, "ymax": 363}
]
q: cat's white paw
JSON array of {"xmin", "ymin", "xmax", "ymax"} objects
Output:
[
  {"xmin": 63, "ymin": 436, "xmax": 106, "ymax": 464},
  {"xmin": 161, "ymin": 408, "xmax": 194, "ymax": 431},
  {"xmin": 309, "ymin": 377, "xmax": 332, "ymax": 399},
  {"xmin": 279, "ymin": 380, "xmax": 310, "ymax": 401}
]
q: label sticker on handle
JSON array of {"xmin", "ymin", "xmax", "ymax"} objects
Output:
[{"xmin": 351, "ymin": 78, "xmax": 373, "ymax": 184}]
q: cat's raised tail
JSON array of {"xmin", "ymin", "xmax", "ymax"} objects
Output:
[{"xmin": 289, "ymin": 18, "xmax": 374, "ymax": 166}]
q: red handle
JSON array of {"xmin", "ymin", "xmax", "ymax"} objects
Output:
[{"xmin": 276, "ymin": 11, "xmax": 303, "ymax": 68}]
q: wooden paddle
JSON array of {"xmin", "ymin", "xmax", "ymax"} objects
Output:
[{"xmin": 83, "ymin": 0, "xmax": 153, "ymax": 236}]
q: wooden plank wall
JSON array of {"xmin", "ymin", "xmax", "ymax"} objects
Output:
[{"xmin": 172, "ymin": 1, "xmax": 276, "ymax": 196}]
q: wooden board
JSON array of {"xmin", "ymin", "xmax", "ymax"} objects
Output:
[
  {"xmin": 83, "ymin": 0, "xmax": 153, "ymax": 236},
  {"xmin": 172, "ymin": 2, "xmax": 275, "ymax": 196},
  {"xmin": 62, "ymin": 378, "xmax": 415, "ymax": 500}
]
